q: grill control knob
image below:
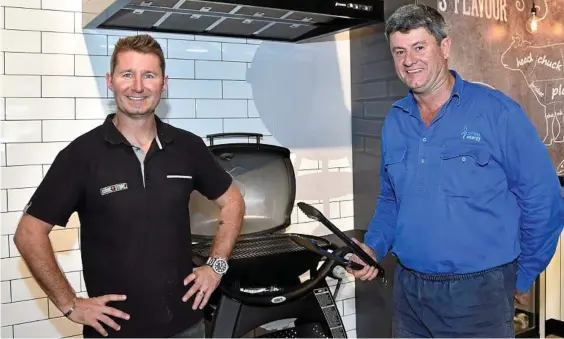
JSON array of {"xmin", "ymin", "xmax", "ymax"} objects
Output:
[{"xmin": 332, "ymin": 265, "xmax": 348, "ymax": 280}]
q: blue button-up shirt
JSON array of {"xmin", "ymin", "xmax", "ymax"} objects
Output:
[{"xmin": 365, "ymin": 70, "xmax": 563, "ymax": 292}]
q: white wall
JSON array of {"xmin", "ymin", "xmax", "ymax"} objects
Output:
[{"xmin": 0, "ymin": 1, "xmax": 357, "ymax": 337}]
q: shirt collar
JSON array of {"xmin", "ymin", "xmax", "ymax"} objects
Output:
[
  {"xmin": 392, "ymin": 69, "xmax": 464, "ymax": 114},
  {"xmin": 103, "ymin": 113, "xmax": 173, "ymax": 147}
]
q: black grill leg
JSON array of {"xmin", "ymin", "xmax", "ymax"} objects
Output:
[
  {"xmin": 208, "ymin": 294, "xmax": 242, "ymax": 338},
  {"xmin": 295, "ymin": 281, "xmax": 347, "ymax": 338}
]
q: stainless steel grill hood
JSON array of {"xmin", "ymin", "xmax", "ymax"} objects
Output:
[{"xmin": 82, "ymin": 0, "xmax": 385, "ymax": 43}]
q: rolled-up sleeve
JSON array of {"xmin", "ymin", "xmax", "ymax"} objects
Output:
[{"xmin": 498, "ymin": 101, "xmax": 563, "ymax": 292}]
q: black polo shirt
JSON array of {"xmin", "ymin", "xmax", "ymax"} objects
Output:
[{"xmin": 25, "ymin": 113, "xmax": 232, "ymax": 338}]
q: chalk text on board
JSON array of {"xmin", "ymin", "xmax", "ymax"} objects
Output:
[{"xmin": 437, "ymin": 0, "xmax": 508, "ymax": 22}]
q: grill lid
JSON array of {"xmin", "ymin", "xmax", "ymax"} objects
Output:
[{"xmin": 189, "ymin": 133, "xmax": 296, "ymax": 238}]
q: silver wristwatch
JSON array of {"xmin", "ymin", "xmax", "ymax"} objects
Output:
[{"xmin": 206, "ymin": 257, "xmax": 229, "ymax": 276}]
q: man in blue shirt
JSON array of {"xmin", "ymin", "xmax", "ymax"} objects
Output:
[{"xmin": 348, "ymin": 4, "xmax": 563, "ymax": 337}]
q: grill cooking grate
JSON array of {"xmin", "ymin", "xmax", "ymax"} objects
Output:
[{"xmin": 192, "ymin": 234, "xmax": 330, "ymax": 260}]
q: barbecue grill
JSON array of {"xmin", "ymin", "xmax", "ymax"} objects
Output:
[{"xmin": 189, "ymin": 132, "xmax": 385, "ymax": 338}]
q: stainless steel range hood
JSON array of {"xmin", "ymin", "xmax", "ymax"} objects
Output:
[{"xmin": 82, "ymin": 0, "xmax": 385, "ymax": 43}]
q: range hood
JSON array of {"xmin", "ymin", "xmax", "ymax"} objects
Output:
[{"xmin": 82, "ymin": 0, "xmax": 385, "ymax": 43}]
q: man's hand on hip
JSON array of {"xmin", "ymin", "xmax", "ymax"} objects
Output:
[
  {"xmin": 183, "ymin": 266, "xmax": 221, "ymax": 310},
  {"xmin": 346, "ymin": 238, "xmax": 379, "ymax": 281},
  {"xmin": 66, "ymin": 294, "xmax": 130, "ymax": 337}
]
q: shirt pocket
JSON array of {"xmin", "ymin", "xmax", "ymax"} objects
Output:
[
  {"xmin": 440, "ymin": 143, "xmax": 492, "ymax": 198},
  {"xmin": 384, "ymin": 147, "xmax": 408, "ymax": 196},
  {"xmin": 161, "ymin": 173, "xmax": 194, "ymax": 205}
]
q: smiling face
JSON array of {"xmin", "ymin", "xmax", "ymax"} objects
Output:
[
  {"xmin": 389, "ymin": 27, "xmax": 451, "ymax": 94},
  {"xmin": 106, "ymin": 50, "xmax": 168, "ymax": 119}
]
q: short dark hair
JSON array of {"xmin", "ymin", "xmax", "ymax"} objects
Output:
[
  {"xmin": 385, "ymin": 4, "xmax": 448, "ymax": 44},
  {"xmin": 110, "ymin": 34, "xmax": 166, "ymax": 75}
]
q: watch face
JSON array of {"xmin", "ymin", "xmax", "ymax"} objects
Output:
[{"xmin": 213, "ymin": 259, "xmax": 228, "ymax": 274}]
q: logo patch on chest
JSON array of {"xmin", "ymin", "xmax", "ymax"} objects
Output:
[
  {"xmin": 461, "ymin": 126, "xmax": 482, "ymax": 142},
  {"xmin": 100, "ymin": 183, "xmax": 128, "ymax": 196}
]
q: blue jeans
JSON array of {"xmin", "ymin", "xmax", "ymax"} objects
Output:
[{"xmin": 393, "ymin": 260, "xmax": 517, "ymax": 338}]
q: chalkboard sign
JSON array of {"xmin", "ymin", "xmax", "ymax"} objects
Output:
[{"xmin": 438, "ymin": 0, "xmax": 564, "ymax": 173}]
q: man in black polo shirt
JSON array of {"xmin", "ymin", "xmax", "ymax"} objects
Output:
[{"xmin": 13, "ymin": 34, "xmax": 245, "ymax": 338}]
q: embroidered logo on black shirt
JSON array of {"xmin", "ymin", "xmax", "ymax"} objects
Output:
[{"xmin": 100, "ymin": 183, "xmax": 128, "ymax": 196}]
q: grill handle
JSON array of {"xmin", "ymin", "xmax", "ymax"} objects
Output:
[{"xmin": 207, "ymin": 132, "xmax": 263, "ymax": 146}]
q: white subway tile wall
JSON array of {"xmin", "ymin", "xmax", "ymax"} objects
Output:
[{"xmin": 0, "ymin": 1, "xmax": 357, "ymax": 338}]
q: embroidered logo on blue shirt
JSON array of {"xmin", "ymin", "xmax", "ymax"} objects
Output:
[{"xmin": 461, "ymin": 126, "xmax": 482, "ymax": 142}]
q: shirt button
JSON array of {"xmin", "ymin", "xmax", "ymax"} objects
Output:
[
  {"xmin": 461, "ymin": 157, "xmax": 467, "ymax": 162},
  {"xmin": 421, "ymin": 159, "xmax": 425, "ymax": 163},
  {"xmin": 422, "ymin": 138, "xmax": 427, "ymax": 142}
]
